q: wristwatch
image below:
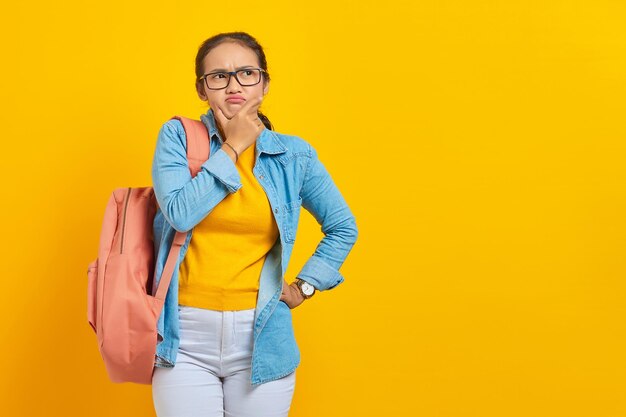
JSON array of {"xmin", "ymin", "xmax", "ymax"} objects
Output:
[{"xmin": 295, "ymin": 278, "xmax": 316, "ymax": 299}]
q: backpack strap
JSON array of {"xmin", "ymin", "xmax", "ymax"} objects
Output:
[
  {"xmin": 171, "ymin": 115, "xmax": 210, "ymax": 177},
  {"xmin": 153, "ymin": 116, "xmax": 211, "ymax": 304}
]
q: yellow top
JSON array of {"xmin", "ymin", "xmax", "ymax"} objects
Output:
[{"xmin": 178, "ymin": 143, "xmax": 279, "ymax": 311}]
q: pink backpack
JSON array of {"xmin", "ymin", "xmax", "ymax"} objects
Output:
[{"xmin": 87, "ymin": 116, "xmax": 210, "ymax": 384}]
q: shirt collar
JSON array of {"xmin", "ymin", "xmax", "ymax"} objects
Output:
[{"xmin": 200, "ymin": 108, "xmax": 288, "ymax": 156}]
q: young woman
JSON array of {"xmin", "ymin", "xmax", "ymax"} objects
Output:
[{"xmin": 150, "ymin": 31, "xmax": 358, "ymax": 417}]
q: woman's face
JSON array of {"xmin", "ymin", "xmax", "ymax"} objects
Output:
[{"xmin": 197, "ymin": 41, "xmax": 269, "ymax": 120}]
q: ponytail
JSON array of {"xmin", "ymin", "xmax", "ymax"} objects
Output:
[{"xmin": 257, "ymin": 110, "xmax": 273, "ymax": 130}]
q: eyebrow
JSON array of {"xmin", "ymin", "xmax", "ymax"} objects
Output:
[{"xmin": 206, "ymin": 65, "xmax": 256, "ymax": 73}]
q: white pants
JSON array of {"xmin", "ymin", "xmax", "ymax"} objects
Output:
[{"xmin": 152, "ymin": 305, "xmax": 296, "ymax": 417}]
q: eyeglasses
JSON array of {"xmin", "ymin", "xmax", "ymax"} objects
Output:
[{"xmin": 199, "ymin": 68, "xmax": 267, "ymax": 90}]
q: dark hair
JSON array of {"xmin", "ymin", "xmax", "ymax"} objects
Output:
[{"xmin": 195, "ymin": 32, "xmax": 273, "ymax": 130}]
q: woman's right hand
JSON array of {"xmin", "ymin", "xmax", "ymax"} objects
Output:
[{"xmin": 213, "ymin": 96, "xmax": 265, "ymax": 156}]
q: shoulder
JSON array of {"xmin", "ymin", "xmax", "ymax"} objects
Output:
[
  {"xmin": 159, "ymin": 118, "xmax": 186, "ymax": 136},
  {"xmin": 156, "ymin": 118, "xmax": 187, "ymax": 150}
]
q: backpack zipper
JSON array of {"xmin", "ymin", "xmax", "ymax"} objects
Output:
[{"xmin": 120, "ymin": 187, "xmax": 132, "ymax": 253}]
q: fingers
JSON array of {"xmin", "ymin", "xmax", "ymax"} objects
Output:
[
  {"xmin": 242, "ymin": 96, "xmax": 264, "ymax": 116},
  {"xmin": 248, "ymin": 97, "xmax": 264, "ymax": 129},
  {"xmin": 212, "ymin": 97, "xmax": 264, "ymax": 137}
]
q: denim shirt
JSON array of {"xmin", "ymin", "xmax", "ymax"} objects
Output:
[{"xmin": 150, "ymin": 108, "xmax": 358, "ymax": 385}]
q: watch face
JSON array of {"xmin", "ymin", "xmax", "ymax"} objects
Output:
[{"xmin": 301, "ymin": 282, "xmax": 314, "ymax": 296}]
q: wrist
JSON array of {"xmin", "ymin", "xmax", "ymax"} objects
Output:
[
  {"xmin": 226, "ymin": 137, "xmax": 246, "ymax": 152},
  {"xmin": 294, "ymin": 278, "xmax": 316, "ymax": 299},
  {"xmin": 222, "ymin": 141, "xmax": 240, "ymax": 163}
]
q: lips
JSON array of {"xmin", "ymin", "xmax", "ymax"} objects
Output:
[{"xmin": 226, "ymin": 96, "xmax": 245, "ymax": 104}]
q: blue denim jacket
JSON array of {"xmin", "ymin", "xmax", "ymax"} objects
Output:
[{"xmin": 150, "ymin": 108, "xmax": 358, "ymax": 385}]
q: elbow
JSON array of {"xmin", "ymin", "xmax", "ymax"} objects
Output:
[
  {"xmin": 328, "ymin": 213, "xmax": 358, "ymax": 247},
  {"xmin": 153, "ymin": 185, "xmax": 198, "ymax": 234},
  {"xmin": 168, "ymin": 210, "xmax": 195, "ymax": 233},
  {"xmin": 169, "ymin": 219, "xmax": 191, "ymax": 234},
  {"xmin": 348, "ymin": 215, "xmax": 358, "ymax": 246},
  {"xmin": 161, "ymin": 199, "xmax": 194, "ymax": 233},
  {"xmin": 164, "ymin": 211, "xmax": 191, "ymax": 233}
]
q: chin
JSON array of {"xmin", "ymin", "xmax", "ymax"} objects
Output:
[
  {"xmin": 210, "ymin": 106, "xmax": 232, "ymax": 120},
  {"xmin": 223, "ymin": 109, "xmax": 236, "ymax": 119}
]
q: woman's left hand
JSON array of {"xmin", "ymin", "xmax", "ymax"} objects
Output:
[{"xmin": 280, "ymin": 279, "xmax": 305, "ymax": 309}]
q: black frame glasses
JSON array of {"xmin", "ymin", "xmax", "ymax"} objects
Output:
[{"xmin": 199, "ymin": 68, "xmax": 267, "ymax": 90}]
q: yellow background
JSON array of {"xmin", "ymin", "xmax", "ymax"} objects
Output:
[{"xmin": 1, "ymin": 1, "xmax": 625, "ymax": 416}]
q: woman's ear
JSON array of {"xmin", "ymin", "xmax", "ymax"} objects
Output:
[
  {"xmin": 196, "ymin": 82, "xmax": 208, "ymax": 101},
  {"xmin": 263, "ymin": 80, "xmax": 270, "ymax": 96}
]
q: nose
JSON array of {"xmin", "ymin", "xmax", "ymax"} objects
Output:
[{"xmin": 225, "ymin": 72, "xmax": 242, "ymax": 93}]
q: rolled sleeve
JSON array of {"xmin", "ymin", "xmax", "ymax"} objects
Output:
[
  {"xmin": 201, "ymin": 148, "xmax": 243, "ymax": 193},
  {"xmin": 297, "ymin": 255, "xmax": 344, "ymax": 291}
]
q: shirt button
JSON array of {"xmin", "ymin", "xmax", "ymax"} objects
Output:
[
  {"xmin": 274, "ymin": 208, "xmax": 278, "ymax": 213},
  {"xmin": 260, "ymin": 175, "xmax": 264, "ymax": 179}
]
